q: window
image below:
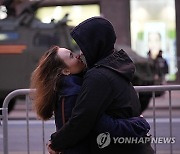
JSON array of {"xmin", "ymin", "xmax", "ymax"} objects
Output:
[
  {"xmin": 35, "ymin": 4, "xmax": 100, "ymax": 26},
  {"xmin": 130, "ymin": 0, "xmax": 176, "ymax": 80}
]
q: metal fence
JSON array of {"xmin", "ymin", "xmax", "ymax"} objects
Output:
[
  {"xmin": 1, "ymin": 85, "xmax": 180, "ymax": 154},
  {"xmin": 135, "ymin": 85, "xmax": 180, "ymax": 154}
]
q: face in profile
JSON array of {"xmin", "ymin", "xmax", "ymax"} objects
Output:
[{"xmin": 57, "ymin": 48, "xmax": 86, "ymax": 75}]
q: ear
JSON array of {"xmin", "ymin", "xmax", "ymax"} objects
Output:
[{"xmin": 62, "ymin": 68, "xmax": 71, "ymax": 75}]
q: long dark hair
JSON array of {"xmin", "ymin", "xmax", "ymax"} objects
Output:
[{"xmin": 30, "ymin": 46, "xmax": 67, "ymax": 120}]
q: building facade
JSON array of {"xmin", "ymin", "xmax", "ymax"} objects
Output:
[{"xmin": 9, "ymin": 0, "xmax": 180, "ymax": 82}]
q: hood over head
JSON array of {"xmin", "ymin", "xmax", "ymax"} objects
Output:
[{"xmin": 70, "ymin": 17, "xmax": 116, "ymax": 68}]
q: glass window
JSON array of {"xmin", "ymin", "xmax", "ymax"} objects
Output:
[
  {"xmin": 35, "ymin": 4, "xmax": 100, "ymax": 26},
  {"xmin": 130, "ymin": 0, "xmax": 176, "ymax": 81}
]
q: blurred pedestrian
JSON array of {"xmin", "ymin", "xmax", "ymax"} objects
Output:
[
  {"xmin": 147, "ymin": 50, "xmax": 152, "ymax": 60},
  {"xmin": 154, "ymin": 50, "xmax": 169, "ymax": 84}
]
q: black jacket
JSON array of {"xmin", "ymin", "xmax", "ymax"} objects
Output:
[
  {"xmin": 51, "ymin": 17, "xmax": 154, "ymax": 154},
  {"xmin": 54, "ymin": 74, "xmax": 151, "ymax": 154}
]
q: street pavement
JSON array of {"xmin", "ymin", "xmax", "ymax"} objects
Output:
[{"xmin": 0, "ymin": 91, "xmax": 180, "ymax": 154}]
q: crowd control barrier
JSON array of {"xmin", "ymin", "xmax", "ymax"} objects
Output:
[{"xmin": 1, "ymin": 85, "xmax": 180, "ymax": 154}]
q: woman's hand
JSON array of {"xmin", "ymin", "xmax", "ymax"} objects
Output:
[{"xmin": 46, "ymin": 140, "xmax": 59, "ymax": 154}]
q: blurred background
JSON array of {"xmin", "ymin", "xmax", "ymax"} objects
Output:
[
  {"xmin": 0, "ymin": 0, "xmax": 180, "ymax": 153},
  {"xmin": 1, "ymin": 0, "xmax": 180, "ymax": 113}
]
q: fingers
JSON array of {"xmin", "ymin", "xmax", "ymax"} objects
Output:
[{"xmin": 46, "ymin": 141, "xmax": 58, "ymax": 154}]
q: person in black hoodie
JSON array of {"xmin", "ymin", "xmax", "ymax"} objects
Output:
[{"xmin": 49, "ymin": 17, "xmax": 154, "ymax": 154}]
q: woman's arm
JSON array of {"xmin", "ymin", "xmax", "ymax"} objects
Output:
[{"xmin": 95, "ymin": 114, "xmax": 150, "ymax": 138}]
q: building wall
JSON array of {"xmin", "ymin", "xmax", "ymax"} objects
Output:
[
  {"xmin": 80, "ymin": 0, "xmax": 131, "ymax": 46},
  {"xmin": 100, "ymin": 0, "xmax": 131, "ymax": 46},
  {"xmin": 175, "ymin": 0, "xmax": 180, "ymax": 83}
]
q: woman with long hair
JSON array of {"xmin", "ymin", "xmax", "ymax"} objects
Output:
[
  {"xmin": 31, "ymin": 45, "xmax": 151, "ymax": 154},
  {"xmin": 30, "ymin": 46, "xmax": 85, "ymax": 121}
]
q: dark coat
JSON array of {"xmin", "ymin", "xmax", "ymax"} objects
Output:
[
  {"xmin": 55, "ymin": 74, "xmax": 83, "ymax": 130},
  {"xmin": 54, "ymin": 74, "xmax": 91, "ymax": 154},
  {"xmin": 54, "ymin": 75, "xmax": 151, "ymax": 154},
  {"xmin": 54, "ymin": 74, "xmax": 151, "ymax": 154},
  {"xmin": 51, "ymin": 17, "xmax": 154, "ymax": 154}
]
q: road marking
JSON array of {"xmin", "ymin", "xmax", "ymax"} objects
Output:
[{"xmin": 1, "ymin": 118, "xmax": 180, "ymax": 125}]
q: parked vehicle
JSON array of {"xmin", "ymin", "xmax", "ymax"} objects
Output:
[{"xmin": 0, "ymin": 1, "xmax": 164, "ymax": 114}]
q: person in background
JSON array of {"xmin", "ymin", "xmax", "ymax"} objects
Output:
[
  {"xmin": 147, "ymin": 50, "xmax": 153, "ymax": 61},
  {"xmin": 154, "ymin": 50, "xmax": 169, "ymax": 84},
  {"xmin": 147, "ymin": 50, "xmax": 155, "ymax": 69}
]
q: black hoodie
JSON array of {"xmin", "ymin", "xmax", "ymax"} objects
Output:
[
  {"xmin": 51, "ymin": 17, "xmax": 153, "ymax": 154},
  {"xmin": 71, "ymin": 17, "xmax": 135, "ymax": 81},
  {"xmin": 71, "ymin": 17, "xmax": 116, "ymax": 68}
]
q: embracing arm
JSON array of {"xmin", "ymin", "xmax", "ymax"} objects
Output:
[
  {"xmin": 95, "ymin": 114, "xmax": 150, "ymax": 138},
  {"xmin": 50, "ymin": 70, "xmax": 113, "ymax": 151}
]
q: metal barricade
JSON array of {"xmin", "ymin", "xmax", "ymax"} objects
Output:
[
  {"xmin": 1, "ymin": 85, "xmax": 180, "ymax": 154},
  {"xmin": 0, "ymin": 89, "xmax": 45, "ymax": 154},
  {"xmin": 135, "ymin": 85, "xmax": 180, "ymax": 154}
]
